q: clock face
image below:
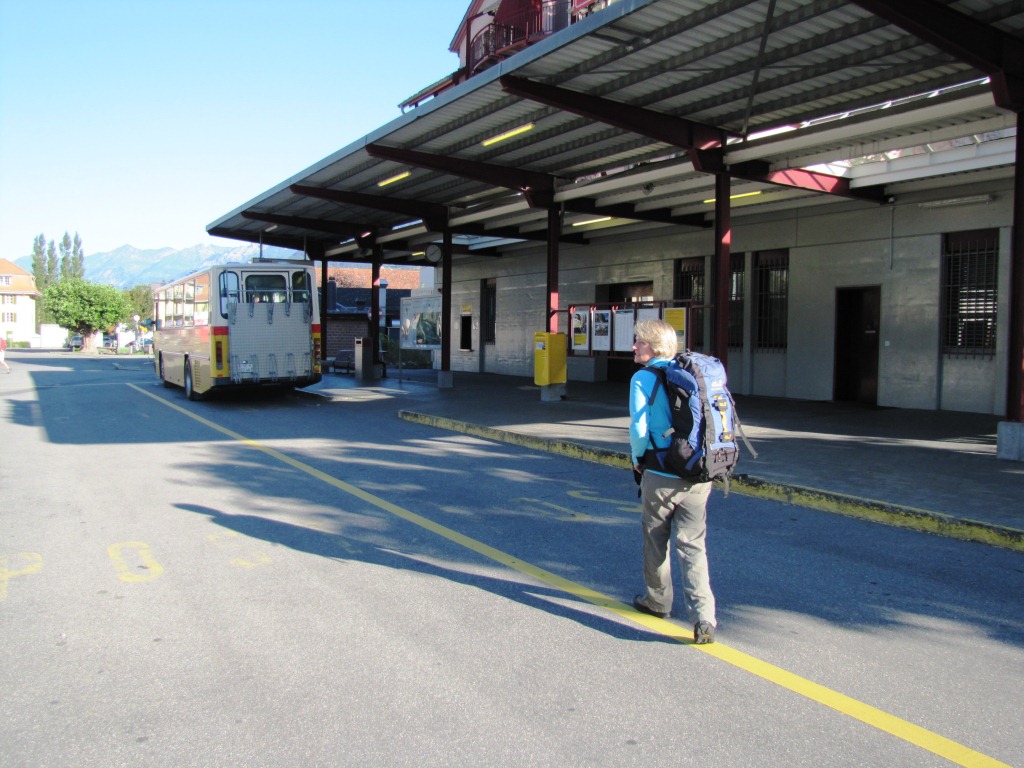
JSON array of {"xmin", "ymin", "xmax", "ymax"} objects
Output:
[{"xmin": 426, "ymin": 244, "xmax": 443, "ymax": 263}]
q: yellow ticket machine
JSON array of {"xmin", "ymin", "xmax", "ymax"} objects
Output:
[{"xmin": 533, "ymin": 332, "xmax": 567, "ymax": 386}]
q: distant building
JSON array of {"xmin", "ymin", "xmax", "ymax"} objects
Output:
[{"xmin": 0, "ymin": 258, "xmax": 42, "ymax": 344}]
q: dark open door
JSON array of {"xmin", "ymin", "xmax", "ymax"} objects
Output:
[{"xmin": 834, "ymin": 286, "xmax": 880, "ymax": 404}]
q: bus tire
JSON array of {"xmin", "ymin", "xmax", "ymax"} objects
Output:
[
  {"xmin": 184, "ymin": 361, "xmax": 202, "ymax": 401},
  {"xmin": 160, "ymin": 356, "xmax": 173, "ymax": 388}
]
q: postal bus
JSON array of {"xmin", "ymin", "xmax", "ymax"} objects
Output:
[{"xmin": 152, "ymin": 260, "xmax": 322, "ymax": 399}]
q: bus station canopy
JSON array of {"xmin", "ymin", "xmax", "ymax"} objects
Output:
[{"xmin": 207, "ymin": 0, "xmax": 1024, "ymax": 264}]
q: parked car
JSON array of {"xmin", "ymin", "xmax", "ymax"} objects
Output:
[{"xmin": 67, "ymin": 335, "xmax": 83, "ymax": 351}]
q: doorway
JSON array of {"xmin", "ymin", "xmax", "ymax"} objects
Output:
[{"xmin": 834, "ymin": 286, "xmax": 880, "ymax": 404}]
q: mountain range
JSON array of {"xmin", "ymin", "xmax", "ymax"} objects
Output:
[{"xmin": 15, "ymin": 242, "xmax": 308, "ymax": 290}]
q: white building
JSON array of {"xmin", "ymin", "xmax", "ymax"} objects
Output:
[{"xmin": 0, "ymin": 258, "xmax": 42, "ymax": 345}]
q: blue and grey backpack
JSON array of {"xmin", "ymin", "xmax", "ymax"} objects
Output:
[{"xmin": 642, "ymin": 352, "xmax": 757, "ymax": 492}]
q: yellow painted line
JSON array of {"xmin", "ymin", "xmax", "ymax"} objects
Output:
[
  {"xmin": 130, "ymin": 384, "xmax": 1010, "ymax": 768},
  {"xmin": 107, "ymin": 541, "xmax": 164, "ymax": 583},
  {"xmin": 0, "ymin": 552, "xmax": 43, "ymax": 601}
]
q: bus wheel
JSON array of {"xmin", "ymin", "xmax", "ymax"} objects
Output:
[
  {"xmin": 184, "ymin": 361, "xmax": 202, "ymax": 401},
  {"xmin": 160, "ymin": 356, "xmax": 172, "ymax": 388}
]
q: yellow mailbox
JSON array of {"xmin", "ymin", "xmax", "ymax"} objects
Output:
[{"xmin": 533, "ymin": 331, "xmax": 567, "ymax": 386}]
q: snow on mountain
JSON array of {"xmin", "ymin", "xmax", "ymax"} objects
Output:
[{"xmin": 15, "ymin": 243, "xmax": 305, "ymax": 289}]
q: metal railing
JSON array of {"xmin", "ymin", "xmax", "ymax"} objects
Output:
[{"xmin": 469, "ymin": 0, "xmax": 572, "ymax": 74}]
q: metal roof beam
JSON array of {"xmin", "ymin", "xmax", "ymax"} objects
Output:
[
  {"xmin": 849, "ymin": 0, "xmax": 1024, "ymax": 111},
  {"xmin": 289, "ymin": 184, "xmax": 449, "ymax": 231},
  {"xmin": 207, "ymin": 226, "xmax": 326, "ymax": 253},
  {"xmin": 563, "ymin": 198, "xmax": 709, "ymax": 228},
  {"xmin": 450, "ymin": 221, "xmax": 587, "ymax": 245},
  {"xmin": 728, "ymin": 160, "xmax": 887, "ymax": 201},
  {"xmin": 366, "ymin": 144, "xmax": 557, "ymax": 208},
  {"xmin": 240, "ymin": 211, "xmax": 375, "ymax": 239},
  {"xmin": 499, "ymin": 74, "xmax": 727, "ymax": 173},
  {"xmin": 499, "ymin": 74, "xmax": 882, "ymax": 202}
]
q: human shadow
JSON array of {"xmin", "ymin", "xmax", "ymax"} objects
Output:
[{"xmin": 176, "ymin": 502, "xmax": 672, "ymax": 644}]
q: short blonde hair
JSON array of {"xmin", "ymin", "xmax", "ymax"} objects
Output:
[{"xmin": 634, "ymin": 318, "xmax": 678, "ymax": 358}]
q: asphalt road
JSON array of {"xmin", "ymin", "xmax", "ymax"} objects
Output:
[{"xmin": 2, "ymin": 351, "xmax": 1022, "ymax": 767}]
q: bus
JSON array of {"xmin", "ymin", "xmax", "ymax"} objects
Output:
[{"xmin": 152, "ymin": 260, "xmax": 322, "ymax": 399}]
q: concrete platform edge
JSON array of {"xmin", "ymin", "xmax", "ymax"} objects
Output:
[{"xmin": 399, "ymin": 410, "xmax": 1024, "ymax": 554}]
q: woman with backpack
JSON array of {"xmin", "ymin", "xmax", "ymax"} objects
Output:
[{"xmin": 628, "ymin": 318, "xmax": 716, "ymax": 644}]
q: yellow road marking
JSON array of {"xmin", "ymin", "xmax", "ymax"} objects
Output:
[
  {"xmin": 0, "ymin": 552, "xmax": 43, "ymax": 601},
  {"xmin": 107, "ymin": 541, "xmax": 164, "ymax": 583},
  {"xmin": 129, "ymin": 384, "xmax": 1010, "ymax": 768}
]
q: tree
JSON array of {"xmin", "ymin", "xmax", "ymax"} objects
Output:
[
  {"xmin": 59, "ymin": 232, "xmax": 73, "ymax": 281},
  {"xmin": 31, "ymin": 235, "xmax": 52, "ymax": 328},
  {"xmin": 72, "ymin": 233, "xmax": 85, "ymax": 279},
  {"xmin": 31, "ymin": 234, "xmax": 46, "ymax": 286},
  {"xmin": 44, "ymin": 279, "xmax": 132, "ymax": 351},
  {"xmin": 125, "ymin": 284, "xmax": 153, "ymax": 324},
  {"xmin": 45, "ymin": 240, "xmax": 58, "ymax": 286}
]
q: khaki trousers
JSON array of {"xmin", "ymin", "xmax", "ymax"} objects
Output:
[{"xmin": 639, "ymin": 471, "xmax": 716, "ymax": 625}]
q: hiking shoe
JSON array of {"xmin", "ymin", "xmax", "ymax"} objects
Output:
[
  {"xmin": 632, "ymin": 595, "xmax": 670, "ymax": 619},
  {"xmin": 693, "ymin": 621, "xmax": 715, "ymax": 644}
]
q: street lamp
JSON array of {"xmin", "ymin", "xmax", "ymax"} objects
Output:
[{"xmin": 132, "ymin": 315, "xmax": 140, "ymax": 354}]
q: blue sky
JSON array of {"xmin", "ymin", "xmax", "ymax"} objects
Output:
[{"xmin": 0, "ymin": 0, "xmax": 470, "ymax": 260}]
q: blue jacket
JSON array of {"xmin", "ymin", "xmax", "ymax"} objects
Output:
[{"xmin": 629, "ymin": 358, "xmax": 674, "ymax": 475}]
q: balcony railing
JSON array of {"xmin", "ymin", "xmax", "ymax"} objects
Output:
[
  {"xmin": 469, "ymin": 0, "xmax": 573, "ymax": 74},
  {"xmin": 399, "ymin": 0, "xmax": 616, "ymax": 110}
]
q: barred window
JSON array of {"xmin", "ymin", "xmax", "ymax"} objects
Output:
[
  {"xmin": 942, "ymin": 230, "xmax": 998, "ymax": 357},
  {"xmin": 754, "ymin": 250, "xmax": 788, "ymax": 351},
  {"xmin": 676, "ymin": 258, "xmax": 705, "ymax": 351},
  {"xmin": 728, "ymin": 253, "xmax": 745, "ymax": 348}
]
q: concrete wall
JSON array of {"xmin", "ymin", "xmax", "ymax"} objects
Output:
[{"xmin": 445, "ymin": 176, "xmax": 1015, "ymax": 415}]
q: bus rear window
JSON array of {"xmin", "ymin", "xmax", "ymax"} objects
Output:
[{"xmin": 245, "ymin": 274, "xmax": 287, "ymax": 303}]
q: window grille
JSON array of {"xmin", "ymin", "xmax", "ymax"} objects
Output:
[
  {"xmin": 754, "ymin": 250, "xmax": 788, "ymax": 351},
  {"xmin": 941, "ymin": 229, "xmax": 998, "ymax": 357},
  {"xmin": 676, "ymin": 258, "xmax": 705, "ymax": 350},
  {"xmin": 482, "ymin": 279, "xmax": 496, "ymax": 345},
  {"xmin": 728, "ymin": 253, "xmax": 745, "ymax": 348}
]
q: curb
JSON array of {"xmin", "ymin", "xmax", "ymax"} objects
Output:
[{"xmin": 398, "ymin": 410, "xmax": 1024, "ymax": 553}]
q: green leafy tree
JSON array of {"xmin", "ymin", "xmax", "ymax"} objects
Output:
[
  {"xmin": 59, "ymin": 232, "xmax": 73, "ymax": 281},
  {"xmin": 31, "ymin": 234, "xmax": 46, "ymax": 286},
  {"xmin": 31, "ymin": 235, "xmax": 52, "ymax": 328},
  {"xmin": 125, "ymin": 284, "xmax": 153, "ymax": 325},
  {"xmin": 45, "ymin": 240, "xmax": 58, "ymax": 285},
  {"xmin": 72, "ymin": 233, "xmax": 85, "ymax": 279},
  {"xmin": 44, "ymin": 279, "xmax": 132, "ymax": 351}
]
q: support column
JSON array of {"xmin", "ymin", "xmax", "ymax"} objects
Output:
[
  {"xmin": 998, "ymin": 111, "xmax": 1024, "ymax": 460},
  {"xmin": 547, "ymin": 206, "xmax": 560, "ymax": 334},
  {"xmin": 439, "ymin": 229, "xmax": 454, "ymax": 389},
  {"xmin": 318, "ymin": 248, "xmax": 329, "ymax": 362},
  {"xmin": 712, "ymin": 173, "xmax": 731, "ymax": 368},
  {"xmin": 540, "ymin": 206, "xmax": 566, "ymax": 401},
  {"xmin": 370, "ymin": 249, "xmax": 382, "ymax": 377}
]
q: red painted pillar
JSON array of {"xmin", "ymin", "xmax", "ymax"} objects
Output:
[
  {"xmin": 441, "ymin": 229, "xmax": 453, "ymax": 372},
  {"xmin": 547, "ymin": 206, "xmax": 560, "ymax": 334},
  {"xmin": 713, "ymin": 173, "xmax": 731, "ymax": 368}
]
